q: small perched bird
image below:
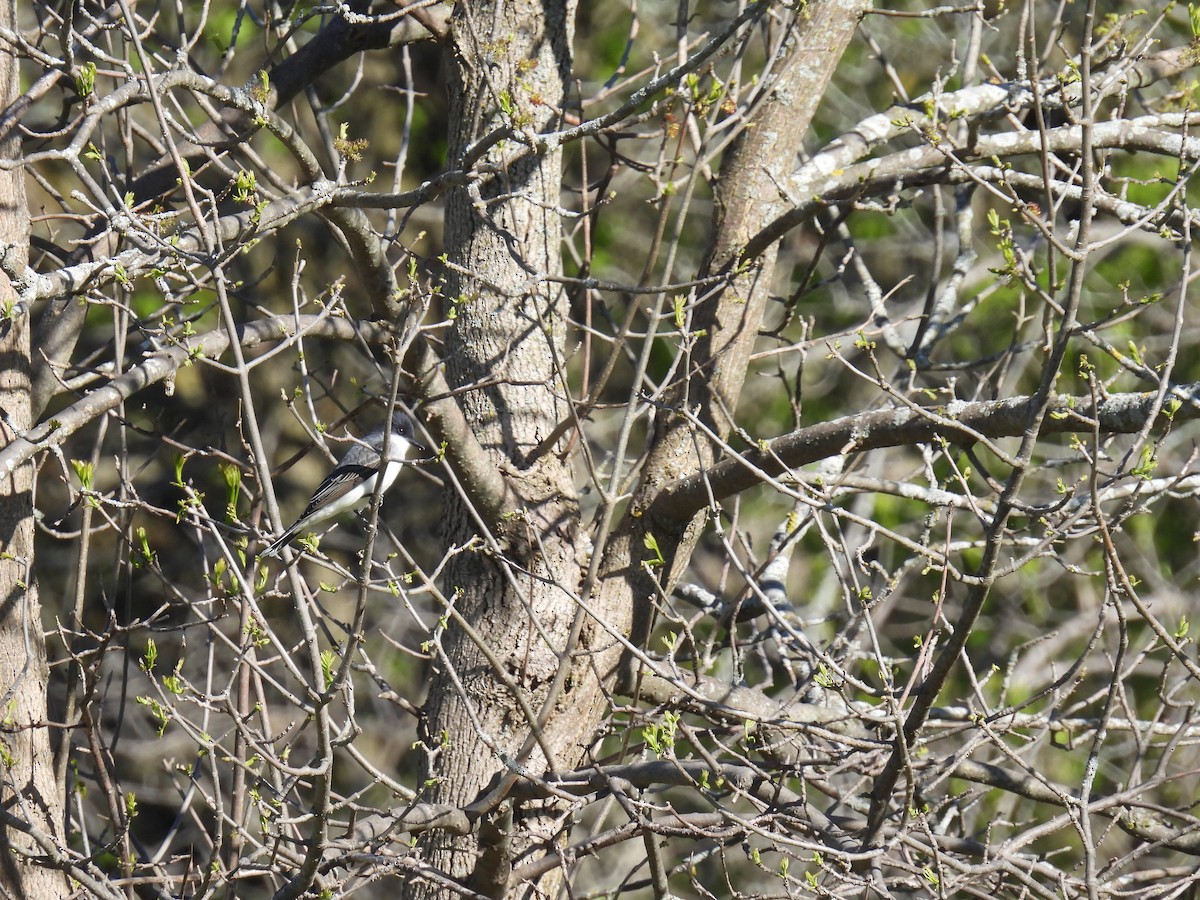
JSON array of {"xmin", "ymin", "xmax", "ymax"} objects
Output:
[{"xmin": 259, "ymin": 412, "xmax": 426, "ymax": 558}]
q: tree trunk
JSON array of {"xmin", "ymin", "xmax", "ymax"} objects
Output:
[
  {"xmin": 413, "ymin": 2, "xmax": 607, "ymax": 897},
  {"xmin": 0, "ymin": 0, "xmax": 71, "ymax": 891}
]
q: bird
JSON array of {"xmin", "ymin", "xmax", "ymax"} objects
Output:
[{"xmin": 258, "ymin": 411, "xmax": 426, "ymax": 558}]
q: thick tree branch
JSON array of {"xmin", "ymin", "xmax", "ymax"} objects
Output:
[
  {"xmin": 0, "ymin": 316, "xmax": 390, "ymax": 477},
  {"xmin": 745, "ymin": 112, "xmax": 1200, "ymax": 262},
  {"xmin": 116, "ymin": 0, "xmax": 448, "ymax": 206},
  {"xmin": 603, "ymin": 0, "xmax": 870, "ymax": 690},
  {"xmin": 650, "ymin": 384, "xmax": 1200, "ymax": 524}
]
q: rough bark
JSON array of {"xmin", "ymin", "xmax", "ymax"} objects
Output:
[
  {"xmin": 413, "ymin": 2, "xmax": 599, "ymax": 897},
  {"xmin": 0, "ymin": 0, "xmax": 71, "ymax": 891}
]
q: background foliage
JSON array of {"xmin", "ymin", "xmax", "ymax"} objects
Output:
[{"xmin": 4, "ymin": 0, "xmax": 1200, "ymax": 897}]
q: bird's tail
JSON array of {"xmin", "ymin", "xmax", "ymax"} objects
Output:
[{"xmin": 258, "ymin": 524, "xmax": 301, "ymax": 559}]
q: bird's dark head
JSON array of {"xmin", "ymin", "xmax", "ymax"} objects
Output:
[{"xmin": 391, "ymin": 411, "xmax": 429, "ymax": 458}]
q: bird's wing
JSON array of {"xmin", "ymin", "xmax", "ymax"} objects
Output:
[
  {"xmin": 297, "ymin": 463, "xmax": 378, "ymax": 519},
  {"xmin": 340, "ymin": 440, "xmax": 383, "ymax": 468}
]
